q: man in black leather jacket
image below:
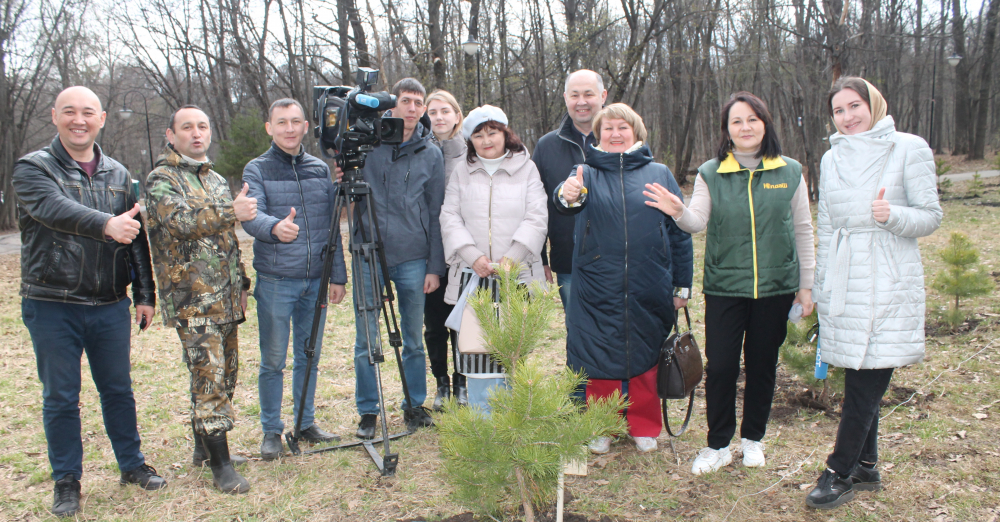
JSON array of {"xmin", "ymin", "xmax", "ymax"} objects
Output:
[{"xmin": 12, "ymin": 86, "xmax": 165, "ymax": 518}]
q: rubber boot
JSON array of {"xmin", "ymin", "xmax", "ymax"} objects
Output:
[
  {"xmin": 202, "ymin": 432, "xmax": 250, "ymax": 494},
  {"xmin": 193, "ymin": 428, "xmax": 247, "ymax": 467}
]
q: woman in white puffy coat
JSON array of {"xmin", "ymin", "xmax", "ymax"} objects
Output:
[{"xmin": 806, "ymin": 77, "xmax": 942, "ymax": 510}]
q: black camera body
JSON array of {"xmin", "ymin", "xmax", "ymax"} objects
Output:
[{"xmin": 313, "ymin": 68, "xmax": 404, "ymax": 172}]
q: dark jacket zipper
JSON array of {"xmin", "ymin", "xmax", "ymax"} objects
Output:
[
  {"xmin": 291, "ymin": 157, "xmax": 312, "ymax": 275},
  {"xmin": 85, "ymin": 174, "xmax": 102, "ymax": 303},
  {"xmin": 618, "ymin": 153, "xmax": 630, "ymax": 376},
  {"xmin": 558, "ymin": 133, "xmax": 587, "ymax": 164}
]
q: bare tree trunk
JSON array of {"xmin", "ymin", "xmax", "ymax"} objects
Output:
[
  {"xmin": 345, "ymin": 0, "xmax": 369, "ymax": 68},
  {"xmin": 970, "ymin": 0, "xmax": 999, "ymax": 159},
  {"xmin": 952, "ymin": 0, "xmax": 972, "ymax": 155},
  {"xmin": 910, "ymin": 0, "xmax": 924, "ymax": 134},
  {"xmin": 428, "ymin": 0, "xmax": 445, "ymax": 89},
  {"xmin": 563, "ymin": 0, "xmax": 580, "ymax": 70},
  {"xmin": 464, "ymin": 0, "xmax": 480, "ymax": 108},
  {"xmin": 337, "ymin": 0, "xmax": 352, "ymax": 80}
]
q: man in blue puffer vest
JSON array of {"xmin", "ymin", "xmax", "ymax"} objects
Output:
[{"xmin": 242, "ymin": 98, "xmax": 348, "ymax": 460}]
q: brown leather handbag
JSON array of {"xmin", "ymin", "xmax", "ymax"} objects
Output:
[{"xmin": 657, "ymin": 307, "xmax": 703, "ymax": 437}]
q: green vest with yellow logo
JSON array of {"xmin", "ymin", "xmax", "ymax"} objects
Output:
[{"xmin": 698, "ymin": 153, "xmax": 802, "ymax": 298}]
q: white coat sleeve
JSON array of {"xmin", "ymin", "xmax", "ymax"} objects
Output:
[{"xmin": 876, "ymin": 139, "xmax": 943, "ymax": 238}]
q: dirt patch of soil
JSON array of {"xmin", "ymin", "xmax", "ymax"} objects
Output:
[
  {"xmin": 926, "ymin": 316, "xmax": 982, "ymax": 336},
  {"xmin": 880, "ymin": 384, "xmax": 936, "ymax": 407}
]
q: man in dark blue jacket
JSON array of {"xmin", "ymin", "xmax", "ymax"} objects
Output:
[
  {"xmin": 532, "ymin": 70, "xmax": 608, "ymax": 310},
  {"xmin": 350, "ymin": 78, "xmax": 445, "ymax": 437},
  {"xmin": 242, "ymin": 99, "xmax": 348, "ymax": 459}
]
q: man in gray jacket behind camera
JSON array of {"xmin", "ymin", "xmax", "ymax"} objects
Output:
[
  {"xmin": 242, "ymin": 98, "xmax": 348, "ymax": 459},
  {"xmin": 349, "ymin": 78, "xmax": 446, "ymax": 438}
]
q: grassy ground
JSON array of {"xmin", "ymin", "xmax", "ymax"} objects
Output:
[{"xmin": 1, "ymin": 179, "xmax": 999, "ymax": 521}]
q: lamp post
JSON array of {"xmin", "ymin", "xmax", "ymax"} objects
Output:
[
  {"xmin": 461, "ymin": 36, "xmax": 481, "ymax": 107},
  {"xmin": 928, "ymin": 51, "xmax": 962, "ymax": 153},
  {"xmin": 118, "ymin": 90, "xmax": 155, "ymax": 175}
]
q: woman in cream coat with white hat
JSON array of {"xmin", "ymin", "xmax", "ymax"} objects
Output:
[
  {"xmin": 806, "ymin": 77, "xmax": 942, "ymax": 510},
  {"xmin": 439, "ymin": 105, "xmax": 548, "ymax": 307}
]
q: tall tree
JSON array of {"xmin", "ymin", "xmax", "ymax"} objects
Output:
[
  {"xmin": 428, "ymin": 0, "xmax": 445, "ymax": 90},
  {"xmin": 970, "ymin": 0, "xmax": 999, "ymax": 159},
  {"xmin": 951, "ymin": 0, "xmax": 972, "ymax": 155}
]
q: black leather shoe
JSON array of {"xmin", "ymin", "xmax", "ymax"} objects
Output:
[
  {"xmin": 301, "ymin": 424, "xmax": 341, "ymax": 443},
  {"xmin": 806, "ymin": 469, "xmax": 855, "ymax": 509},
  {"xmin": 356, "ymin": 414, "xmax": 378, "ymax": 439},
  {"xmin": 120, "ymin": 463, "xmax": 167, "ymax": 490},
  {"xmin": 403, "ymin": 405, "xmax": 435, "ymax": 431},
  {"xmin": 52, "ymin": 475, "xmax": 80, "ymax": 517},
  {"xmin": 194, "ymin": 430, "xmax": 247, "ymax": 467},
  {"xmin": 850, "ymin": 464, "xmax": 882, "ymax": 491},
  {"xmin": 432, "ymin": 376, "xmax": 451, "ymax": 411},
  {"xmin": 203, "ymin": 432, "xmax": 250, "ymax": 494},
  {"xmin": 261, "ymin": 433, "xmax": 284, "ymax": 460}
]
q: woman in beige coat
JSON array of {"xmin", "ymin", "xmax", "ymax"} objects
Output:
[{"xmin": 439, "ymin": 105, "xmax": 548, "ymax": 309}]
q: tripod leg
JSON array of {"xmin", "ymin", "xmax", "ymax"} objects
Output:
[
  {"xmin": 360, "ymin": 194, "xmax": 416, "ymax": 413},
  {"xmin": 286, "ymin": 186, "xmax": 345, "ymax": 455},
  {"xmin": 348, "ymin": 193, "xmax": 398, "ymax": 474}
]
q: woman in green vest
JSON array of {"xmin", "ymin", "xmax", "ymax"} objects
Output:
[{"xmin": 644, "ymin": 91, "xmax": 814, "ymax": 475}]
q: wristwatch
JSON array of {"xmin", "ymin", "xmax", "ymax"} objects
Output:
[{"xmin": 673, "ymin": 287, "xmax": 692, "ymax": 299}]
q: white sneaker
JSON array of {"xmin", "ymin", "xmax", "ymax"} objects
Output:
[
  {"xmin": 633, "ymin": 436, "xmax": 658, "ymax": 453},
  {"xmin": 741, "ymin": 438, "xmax": 766, "ymax": 468},
  {"xmin": 588, "ymin": 436, "xmax": 612, "ymax": 454},
  {"xmin": 691, "ymin": 446, "xmax": 732, "ymax": 475}
]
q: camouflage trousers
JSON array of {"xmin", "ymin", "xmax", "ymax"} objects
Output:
[{"xmin": 176, "ymin": 322, "xmax": 239, "ymax": 436}]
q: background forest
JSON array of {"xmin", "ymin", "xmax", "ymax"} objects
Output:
[{"xmin": 1, "ymin": 0, "xmax": 999, "ymax": 230}]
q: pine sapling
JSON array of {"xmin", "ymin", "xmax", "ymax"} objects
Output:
[
  {"xmin": 969, "ymin": 172, "xmax": 985, "ymax": 198},
  {"xmin": 779, "ymin": 313, "xmax": 844, "ymax": 403},
  {"xmin": 436, "ymin": 265, "xmax": 627, "ymax": 521},
  {"xmin": 933, "ymin": 232, "xmax": 994, "ymax": 328}
]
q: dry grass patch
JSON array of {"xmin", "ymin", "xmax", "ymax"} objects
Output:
[{"xmin": 1, "ymin": 198, "xmax": 999, "ymax": 521}]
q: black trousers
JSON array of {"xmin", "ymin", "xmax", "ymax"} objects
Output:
[
  {"xmin": 704, "ymin": 292, "xmax": 796, "ymax": 449},
  {"xmin": 827, "ymin": 367, "xmax": 894, "ymax": 475},
  {"xmin": 423, "ymin": 282, "xmax": 462, "ymax": 383}
]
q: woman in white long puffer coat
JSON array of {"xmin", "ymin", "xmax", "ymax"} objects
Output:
[{"xmin": 805, "ymin": 77, "xmax": 942, "ymax": 510}]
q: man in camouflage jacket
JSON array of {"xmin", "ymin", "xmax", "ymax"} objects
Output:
[{"xmin": 144, "ymin": 105, "xmax": 257, "ymax": 494}]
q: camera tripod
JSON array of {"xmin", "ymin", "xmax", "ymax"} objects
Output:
[{"xmin": 283, "ymin": 162, "xmax": 416, "ymax": 476}]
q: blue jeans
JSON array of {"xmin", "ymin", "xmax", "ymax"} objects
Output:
[
  {"xmin": 555, "ymin": 272, "xmax": 573, "ymax": 312},
  {"xmin": 255, "ymin": 275, "xmax": 327, "ymax": 435},
  {"xmin": 22, "ymin": 298, "xmax": 145, "ymax": 480},
  {"xmin": 354, "ymin": 258, "xmax": 428, "ymax": 415}
]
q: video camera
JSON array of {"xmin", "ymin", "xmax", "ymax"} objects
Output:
[{"xmin": 313, "ymin": 68, "xmax": 404, "ymax": 173}]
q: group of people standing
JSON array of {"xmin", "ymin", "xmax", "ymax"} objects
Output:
[{"xmin": 14, "ymin": 66, "xmax": 940, "ymax": 517}]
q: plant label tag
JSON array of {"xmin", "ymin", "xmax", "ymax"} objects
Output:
[{"xmin": 564, "ymin": 459, "xmax": 587, "ymax": 476}]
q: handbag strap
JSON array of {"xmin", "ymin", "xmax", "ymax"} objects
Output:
[
  {"xmin": 662, "ymin": 391, "xmax": 695, "ymax": 438},
  {"xmin": 671, "ymin": 306, "xmax": 692, "ymax": 332}
]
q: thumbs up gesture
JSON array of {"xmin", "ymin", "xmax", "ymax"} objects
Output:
[
  {"xmin": 272, "ymin": 207, "xmax": 300, "ymax": 243},
  {"xmin": 233, "ymin": 183, "xmax": 258, "ymax": 222},
  {"xmin": 562, "ymin": 165, "xmax": 586, "ymax": 205},
  {"xmin": 872, "ymin": 187, "xmax": 890, "ymax": 223},
  {"xmin": 105, "ymin": 203, "xmax": 142, "ymax": 244}
]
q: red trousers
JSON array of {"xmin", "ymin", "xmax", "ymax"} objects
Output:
[{"xmin": 586, "ymin": 364, "xmax": 661, "ymax": 437}]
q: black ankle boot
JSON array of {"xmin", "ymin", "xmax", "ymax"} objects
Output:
[
  {"xmin": 432, "ymin": 376, "xmax": 451, "ymax": 411},
  {"xmin": 202, "ymin": 433, "xmax": 250, "ymax": 494},
  {"xmin": 453, "ymin": 375, "xmax": 468, "ymax": 407},
  {"xmin": 193, "ymin": 429, "xmax": 247, "ymax": 467}
]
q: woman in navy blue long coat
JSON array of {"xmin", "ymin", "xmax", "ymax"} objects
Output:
[{"xmin": 555, "ymin": 103, "xmax": 694, "ymax": 454}]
